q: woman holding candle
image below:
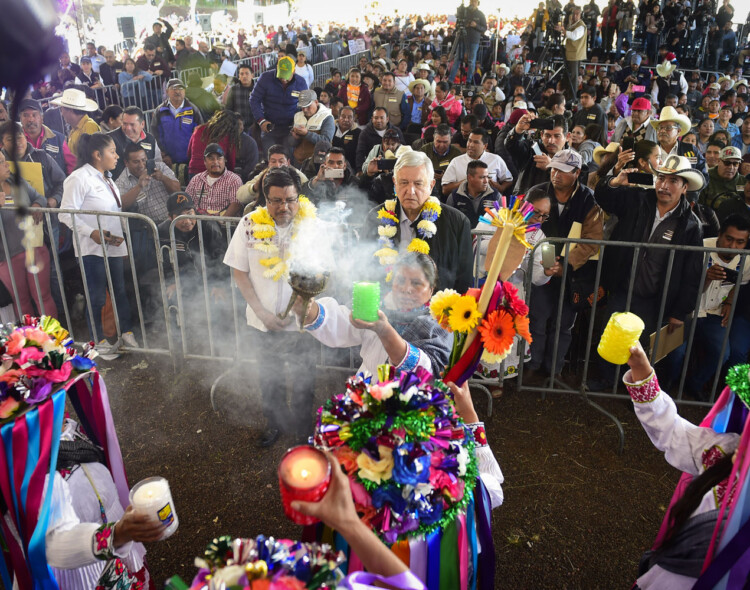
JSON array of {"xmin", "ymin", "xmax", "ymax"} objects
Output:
[
  {"xmin": 622, "ymin": 345, "xmax": 750, "ymax": 589},
  {"xmin": 296, "ymin": 253, "xmax": 452, "ymax": 377},
  {"xmin": 42, "ymin": 419, "xmax": 164, "ymax": 589}
]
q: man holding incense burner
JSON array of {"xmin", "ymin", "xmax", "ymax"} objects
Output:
[
  {"xmin": 223, "ymin": 166, "xmax": 320, "ymax": 448},
  {"xmin": 363, "ymin": 150, "xmax": 473, "ymax": 292}
]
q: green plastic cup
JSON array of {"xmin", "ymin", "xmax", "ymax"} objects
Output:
[{"xmin": 352, "ymin": 282, "xmax": 381, "ymax": 322}]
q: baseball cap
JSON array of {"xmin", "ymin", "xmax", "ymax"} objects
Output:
[
  {"xmin": 547, "ymin": 149, "xmax": 583, "ymax": 173},
  {"xmin": 383, "ymin": 128, "xmax": 401, "ymax": 140},
  {"xmin": 512, "ymin": 100, "xmax": 528, "ymax": 110},
  {"xmin": 631, "ymin": 97, "xmax": 652, "ymax": 111},
  {"xmin": 167, "ymin": 192, "xmax": 195, "ymax": 216},
  {"xmin": 204, "ymin": 143, "xmax": 225, "ymax": 158},
  {"xmin": 80, "ymin": 57, "xmax": 91, "ymax": 64},
  {"xmin": 709, "ymin": 83, "xmax": 721, "ymax": 90},
  {"xmin": 276, "ymin": 56, "xmax": 296, "ymax": 80},
  {"xmin": 166, "ymin": 78, "xmax": 185, "ymax": 90},
  {"xmin": 18, "ymin": 99, "xmax": 42, "ymax": 113},
  {"xmin": 720, "ymin": 146, "xmax": 742, "ymax": 161},
  {"xmin": 298, "ymin": 89, "xmax": 317, "ymax": 108}
]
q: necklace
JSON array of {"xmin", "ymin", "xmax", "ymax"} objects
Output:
[
  {"xmin": 248, "ymin": 196, "xmax": 316, "ymax": 281},
  {"xmin": 374, "ymin": 197, "xmax": 441, "ymax": 272}
]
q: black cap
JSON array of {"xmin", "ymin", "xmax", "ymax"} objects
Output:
[
  {"xmin": 204, "ymin": 143, "xmax": 225, "ymax": 158},
  {"xmin": 19, "ymin": 99, "xmax": 42, "ymax": 113},
  {"xmin": 383, "ymin": 128, "xmax": 400, "ymax": 140},
  {"xmin": 167, "ymin": 192, "xmax": 195, "ymax": 215}
]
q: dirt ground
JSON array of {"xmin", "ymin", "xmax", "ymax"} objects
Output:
[{"xmin": 98, "ymin": 351, "xmax": 707, "ymax": 589}]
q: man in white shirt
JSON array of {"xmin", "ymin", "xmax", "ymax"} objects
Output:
[{"xmin": 441, "ymin": 127, "xmax": 513, "ymax": 197}]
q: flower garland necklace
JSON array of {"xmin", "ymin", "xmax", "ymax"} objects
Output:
[
  {"xmin": 248, "ymin": 196, "xmax": 316, "ymax": 281},
  {"xmin": 374, "ymin": 197, "xmax": 441, "ymax": 270}
]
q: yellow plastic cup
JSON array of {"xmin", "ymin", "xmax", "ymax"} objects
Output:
[{"xmin": 597, "ymin": 312, "xmax": 645, "ymax": 365}]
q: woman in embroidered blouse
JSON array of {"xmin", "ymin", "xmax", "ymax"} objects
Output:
[
  {"xmin": 59, "ymin": 133, "xmax": 140, "ymax": 359},
  {"xmin": 623, "ymin": 344, "xmax": 744, "ymax": 589},
  {"xmin": 298, "ymin": 253, "xmax": 451, "ymax": 378},
  {"xmin": 337, "ymin": 67, "xmax": 371, "ymax": 126}
]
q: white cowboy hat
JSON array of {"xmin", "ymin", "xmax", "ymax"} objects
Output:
[
  {"xmin": 655, "ymin": 154, "xmax": 706, "ymax": 192},
  {"xmin": 735, "ymin": 78, "xmax": 749, "ymax": 88},
  {"xmin": 495, "ymin": 63, "xmax": 510, "ymax": 76},
  {"xmin": 655, "ymin": 60, "xmax": 677, "ymax": 78},
  {"xmin": 651, "ymin": 106, "xmax": 692, "ymax": 137},
  {"xmin": 717, "ymin": 75, "xmax": 735, "ymax": 89},
  {"xmin": 50, "ymin": 88, "xmax": 98, "ymax": 112},
  {"xmin": 408, "ymin": 79, "xmax": 432, "ymax": 94},
  {"xmin": 592, "ymin": 142, "xmax": 620, "ymax": 166},
  {"xmin": 415, "ymin": 62, "xmax": 433, "ymax": 72}
]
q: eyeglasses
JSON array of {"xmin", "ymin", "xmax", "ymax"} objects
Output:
[
  {"xmin": 267, "ymin": 197, "xmax": 299, "ymax": 206},
  {"xmin": 532, "ymin": 210, "xmax": 550, "ymax": 221},
  {"xmin": 658, "ymin": 125, "xmax": 680, "ymax": 131}
]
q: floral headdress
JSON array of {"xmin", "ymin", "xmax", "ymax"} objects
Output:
[
  {"xmin": 0, "ymin": 316, "xmax": 97, "ymax": 421},
  {"xmin": 313, "ymin": 366, "xmax": 478, "ymax": 544},
  {"xmin": 182, "ymin": 534, "xmax": 345, "ymax": 590},
  {"xmin": 248, "ymin": 196, "xmax": 317, "ymax": 281}
]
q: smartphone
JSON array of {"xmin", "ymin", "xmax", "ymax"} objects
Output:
[
  {"xmin": 146, "ymin": 159, "xmax": 156, "ymax": 175},
  {"xmin": 633, "ymin": 85, "xmax": 646, "ymax": 93},
  {"xmin": 627, "ymin": 172, "xmax": 654, "ymax": 186},
  {"xmin": 324, "ymin": 167, "xmax": 345, "ymax": 179},
  {"xmin": 377, "ymin": 159, "xmax": 396, "ymax": 171},
  {"xmin": 531, "ymin": 142, "xmax": 544, "ymax": 157},
  {"xmin": 723, "ymin": 268, "xmax": 740, "ymax": 283},
  {"xmin": 529, "ymin": 118, "xmax": 554, "ymax": 130},
  {"xmin": 621, "ymin": 136, "xmax": 635, "ymax": 152},
  {"xmin": 541, "ymin": 243, "xmax": 556, "ymax": 269}
]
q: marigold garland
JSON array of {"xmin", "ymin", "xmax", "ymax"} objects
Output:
[
  {"xmin": 374, "ymin": 197, "xmax": 441, "ymax": 278},
  {"xmin": 248, "ymin": 196, "xmax": 316, "ymax": 281}
]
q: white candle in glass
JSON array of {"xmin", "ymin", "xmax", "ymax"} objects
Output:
[{"xmin": 129, "ymin": 477, "xmax": 179, "ymax": 539}]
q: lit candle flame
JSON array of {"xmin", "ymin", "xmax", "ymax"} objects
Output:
[{"xmin": 300, "ymin": 469, "xmax": 310, "ymax": 480}]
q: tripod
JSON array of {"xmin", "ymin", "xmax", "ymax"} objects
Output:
[
  {"xmin": 448, "ymin": 25, "xmax": 468, "ymax": 83},
  {"xmin": 531, "ymin": 36, "xmax": 568, "ymax": 98}
]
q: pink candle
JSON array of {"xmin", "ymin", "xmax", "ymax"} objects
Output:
[{"xmin": 278, "ymin": 446, "xmax": 331, "ymax": 525}]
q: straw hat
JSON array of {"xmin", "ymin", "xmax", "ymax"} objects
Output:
[
  {"xmin": 415, "ymin": 62, "xmax": 433, "ymax": 73},
  {"xmin": 408, "ymin": 79, "xmax": 431, "ymax": 94},
  {"xmin": 593, "ymin": 142, "xmax": 620, "ymax": 166},
  {"xmin": 495, "ymin": 63, "xmax": 510, "ymax": 76},
  {"xmin": 651, "ymin": 106, "xmax": 692, "ymax": 137},
  {"xmin": 655, "ymin": 60, "xmax": 677, "ymax": 78},
  {"xmin": 718, "ymin": 75, "xmax": 735, "ymax": 89},
  {"xmin": 50, "ymin": 88, "xmax": 98, "ymax": 112},
  {"xmin": 655, "ymin": 154, "xmax": 706, "ymax": 191}
]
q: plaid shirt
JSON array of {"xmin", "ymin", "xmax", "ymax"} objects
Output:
[
  {"xmin": 225, "ymin": 82, "xmax": 254, "ymax": 128},
  {"xmin": 185, "ymin": 169, "xmax": 242, "ymax": 215},
  {"xmin": 115, "ymin": 162, "xmax": 175, "ymax": 224}
]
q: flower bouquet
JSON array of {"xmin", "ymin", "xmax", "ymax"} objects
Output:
[
  {"xmin": 177, "ymin": 534, "xmax": 346, "ymax": 590},
  {"xmin": 430, "ymin": 197, "xmax": 537, "ymax": 385},
  {"xmin": 313, "ymin": 366, "xmax": 478, "ymax": 544},
  {"xmin": 0, "ymin": 315, "xmax": 97, "ymax": 420}
]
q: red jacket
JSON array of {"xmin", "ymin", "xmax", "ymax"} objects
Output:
[{"xmin": 187, "ymin": 125, "xmax": 237, "ymax": 175}]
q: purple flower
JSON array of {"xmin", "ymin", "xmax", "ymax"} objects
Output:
[{"xmin": 392, "ymin": 443, "xmax": 431, "ymax": 486}]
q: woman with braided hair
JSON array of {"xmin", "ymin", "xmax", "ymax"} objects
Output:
[{"xmin": 186, "ymin": 109, "xmax": 243, "ymax": 176}]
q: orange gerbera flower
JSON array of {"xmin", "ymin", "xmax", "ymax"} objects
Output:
[
  {"xmin": 514, "ymin": 313, "xmax": 532, "ymax": 344},
  {"xmin": 478, "ymin": 309, "xmax": 515, "ymax": 355}
]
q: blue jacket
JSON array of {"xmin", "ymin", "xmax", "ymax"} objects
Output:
[
  {"xmin": 249, "ymin": 71, "xmax": 308, "ymax": 127},
  {"xmin": 29, "ymin": 125, "xmax": 68, "ymax": 176},
  {"xmin": 152, "ymin": 99, "xmax": 204, "ymax": 164},
  {"xmin": 732, "ymin": 134, "xmax": 750, "ymax": 153}
]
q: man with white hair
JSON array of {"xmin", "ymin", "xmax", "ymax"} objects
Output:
[{"xmin": 363, "ymin": 150, "xmax": 473, "ymax": 292}]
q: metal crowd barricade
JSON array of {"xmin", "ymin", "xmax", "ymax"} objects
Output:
[
  {"xmin": 311, "ymin": 42, "xmax": 340, "ymax": 64},
  {"xmin": 236, "ymin": 51, "xmax": 278, "ymax": 74},
  {"xmin": 0, "ymin": 207, "xmax": 173, "ymax": 357},
  {"xmin": 506, "ymin": 236, "xmax": 749, "ymax": 453},
  {"xmin": 313, "ymin": 60, "xmax": 335, "ymax": 86}
]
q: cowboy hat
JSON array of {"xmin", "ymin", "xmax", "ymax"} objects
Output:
[
  {"xmin": 651, "ymin": 106, "xmax": 692, "ymax": 137},
  {"xmin": 655, "ymin": 154, "xmax": 706, "ymax": 192},
  {"xmin": 415, "ymin": 62, "xmax": 433, "ymax": 72},
  {"xmin": 495, "ymin": 63, "xmax": 510, "ymax": 76},
  {"xmin": 408, "ymin": 79, "xmax": 431, "ymax": 94},
  {"xmin": 593, "ymin": 142, "xmax": 620, "ymax": 166},
  {"xmin": 655, "ymin": 60, "xmax": 677, "ymax": 78},
  {"xmin": 718, "ymin": 75, "xmax": 735, "ymax": 89},
  {"xmin": 50, "ymin": 88, "xmax": 98, "ymax": 112}
]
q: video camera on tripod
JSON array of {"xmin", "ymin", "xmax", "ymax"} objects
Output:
[{"xmin": 455, "ymin": 0, "xmax": 469, "ymax": 33}]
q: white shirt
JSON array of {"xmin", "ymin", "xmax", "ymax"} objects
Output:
[
  {"xmin": 168, "ymin": 99, "xmax": 186, "ymax": 118},
  {"xmin": 650, "ymin": 204, "xmax": 677, "ymax": 237},
  {"xmin": 699, "ymin": 237, "xmax": 750, "ymax": 316},
  {"xmin": 60, "ymin": 164, "xmax": 128, "ymax": 258},
  {"xmin": 565, "ymin": 24, "xmax": 586, "ymax": 41},
  {"xmin": 441, "ymin": 152, "xmax": 513, "ymax": 186}
]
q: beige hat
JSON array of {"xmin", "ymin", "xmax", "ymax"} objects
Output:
[
  {"xmin": 651, "ymin": 106, "xmax": 692, "ymax": 137},
  {"xmin": 655, "ymin": 60, "xmax": 677, "ymax": 78},
  {"xmin": 655, "ymin": 154, "xmax": 706, "ymax": 192},
  {"xmin": 415, "ymin": 62, "xmax": 433, "ymax": 72},
  {"xmin": 495, "ymin": 63, "xmax": 510, "ymax": 76},
  {"xmin": 408, "ymin": 79, "xmax": 431, "ymax": 94},
  {"xmin": 593, "ymin": 142, "xmax": 620, "ymax": 166},
  {"xmin": 50, "ymin": 88, "xmax": 98, "ymax": 112},
  {"xmin": 718, "ymin": 75, "xmax": 735, "ymax": 89}
]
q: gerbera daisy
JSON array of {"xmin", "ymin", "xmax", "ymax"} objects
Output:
[
  {"xmin": 478, "ymin": 309, "xmax": 515, "ymax": 356},
  {"xmin": 429, "ymin": 289, "xmax": 460, "ymax": 329},
  {"xmin": 481, "ymin": 349, "xmax": 512, "ymax": 364},
  {"xmin": 503, "ymin": 281, "xmax": 529, "ymax": 316},
  {"xmin": 514, "ymin": 314, "xmax": 532, "ymax": 344},
  {"xmin": 448, "ymin": 295, "xmax": 482, "ymax": 333}
]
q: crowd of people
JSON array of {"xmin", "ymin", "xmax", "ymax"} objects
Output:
[{"xmin": 1, "ymin": 4, "xmax": 750, "ymax": 589}]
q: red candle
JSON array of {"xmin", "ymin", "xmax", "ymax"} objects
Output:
[{"xmin": 278, "ymin": 445, "xmax": 331, "ymax": 525}]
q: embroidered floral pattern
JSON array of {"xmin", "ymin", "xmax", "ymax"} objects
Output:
[
  {"xmin": 93, "ymin": 522, "xmax": 116, "ymax": 561},
  {"xmin": 702, "ymin": 445, "xmax": 736, "ymax": 506},
  {"xmin": 625, "ymin": 371, "xmax": 661, "ymax": 403},
  {"xmin": 95, "ymin": 557, "xmax": 144, "ymax": 590},
  {"xmin": 467, "ymin": 423, "xmax": 488, "ymax": 447}
]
